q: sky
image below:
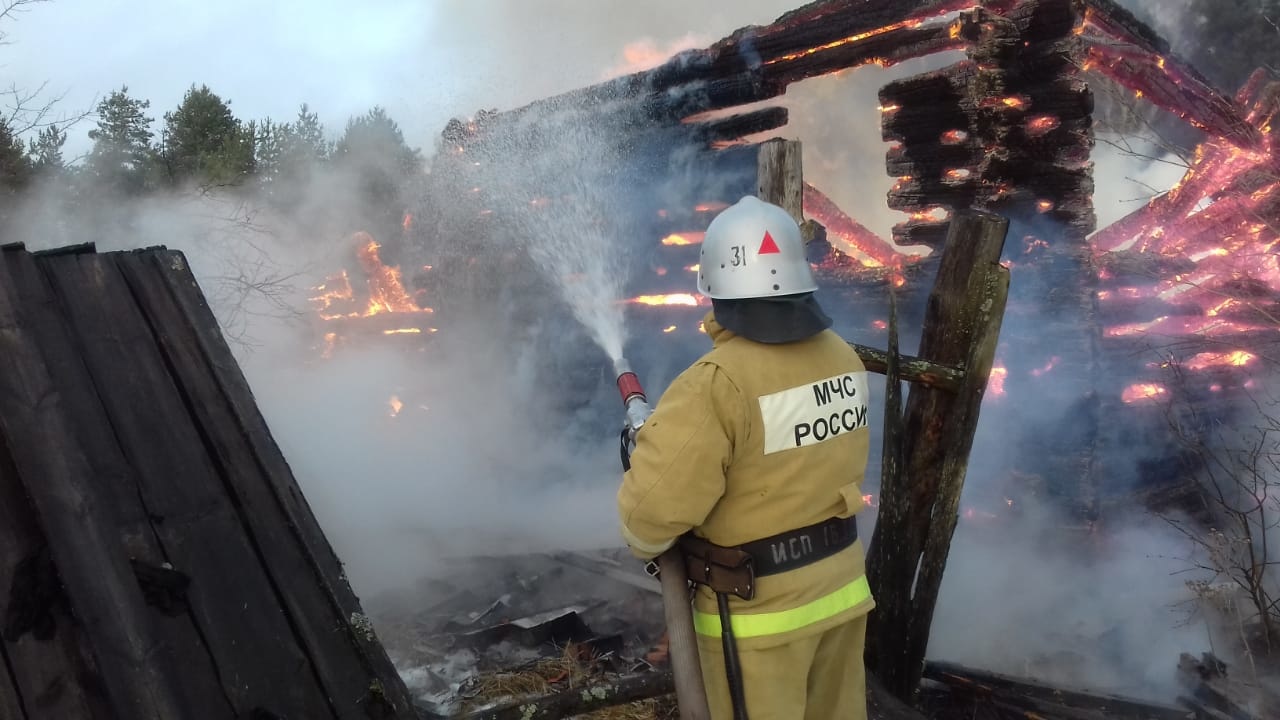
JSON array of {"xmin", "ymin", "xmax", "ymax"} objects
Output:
[
  {"xmin": 2, "ymin": 0, "xmax": 802, "ymax": 159},
  {"xmin": 3, "ymin": 0, "xmax": 1183, "ymax": 236}
]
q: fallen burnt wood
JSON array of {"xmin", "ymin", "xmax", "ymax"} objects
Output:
[
  {"xmin": 1176, "ymin": 652, "xmax": 1269, "ymax": 720},
  {"xmin": 441, "ymin": 667, "xmax": 928, "ymax": 720},
  {"xmin": 922, "ymin": 660, "xmax": 1197, "ymax": 720},
  {"xmin": 0, "ymin": 243, "xmax": 416, "ymax": 719},
  {"xmin": 445, "ymin": 670, "xmax": 675, "ymax": 720}
]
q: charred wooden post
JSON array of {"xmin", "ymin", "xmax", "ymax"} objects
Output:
[
  {"xmin": 0, "ymin": 244, "xmax": 417, "ymax": 720},
  {"xmin": 756, "ymin": 139, "xmax": 803, "ymax": 222},
  {"xmin": 865, "ymin": 211, "xmax": 1011, "ymax": 700}
]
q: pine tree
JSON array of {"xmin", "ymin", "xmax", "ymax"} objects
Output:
[
  {"xmin": 0, "ymin": 120, "xmax": 31, "ymax": 189},
  {"xmin": 254, "ymin": 104, "xmax": 333, "ymax": 209},
  {"xmin": 334, "ymin": 106, "xmax": 422, "ymax": 232},
  {"xmin": 162, "ymin": 84, "xmax": 254, "ymax": 186},
  {"xmin": 29, "ymin": 124, "xmax": 67, "ymax": 174},
  {"xmin": 86, "ymin": 86, "xmax": 156, "ymax": 195}
]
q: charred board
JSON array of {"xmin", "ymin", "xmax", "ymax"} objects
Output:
[{"xmin": 0, "ymin": 243, "xmax": 416, "ymax": 720}]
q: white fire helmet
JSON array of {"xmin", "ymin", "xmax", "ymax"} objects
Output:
[{"xmin": 697, "ymin": 196, "xmax": 816, "ymax": 300}]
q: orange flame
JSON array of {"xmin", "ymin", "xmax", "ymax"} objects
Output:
[
  {"xmin": 766, "ymin": 19, "xmax": 924, "ymax": 65},
  {"xmin": 1030, "ymin": 357, "xmax": 1059, "ymax": 377},
  {"xmin": 695, "ymin": 202, "xmax": 729, "ymax": 213},
  {"xmin": 389, "ymin": 395, "xmax": 404, "ymax": 417},
  {"xmin": 1185, "ymin": 350, "xmax": 1255, "ymax": 370},
  {"xmin": 940, "ymin": 130, "xmax": 968, "ymax": 144},
  {"xmin": 1025, "ymin": 115, "xmax": 1060, "ymax": 137},
  {"xmin": 629, "ymin": 293, "xmax": 703, "ymax": 306},
  {"xmin": 661, "ymin": 232, "xmax": 706, "ymax": 246},
  {"xmin": 988, "ymin": 366, "xmax": 1008, "ymax": 396},
  {"xmin": 1122, "ymin": 383, "xmax": 1168, "ymax": 403},
  {"xmin": 663, "ymin": 325, "xmax": 677, "ymax": 333},
  {"xmin": 355, "ymin": 234, "xmax": 431, "ymax": 316}
]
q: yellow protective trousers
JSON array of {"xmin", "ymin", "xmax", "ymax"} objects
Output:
[{"xmin": 695, "ymin": 613, "xmax": 868, "ymax": 720}]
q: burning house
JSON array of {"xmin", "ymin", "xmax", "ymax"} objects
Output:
[{"xmin": 245, "ymin": 0, "xmax": 1280, "ymax": 717}]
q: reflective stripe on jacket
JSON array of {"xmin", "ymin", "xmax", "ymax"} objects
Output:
[{"xmin": 617, "ymin": 311, "xmax": 874, "ymax": 648}]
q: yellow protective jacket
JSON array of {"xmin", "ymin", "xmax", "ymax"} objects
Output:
[{"xmin": 617, "ymin": 311, "xmax": 874, "ymax": 649}]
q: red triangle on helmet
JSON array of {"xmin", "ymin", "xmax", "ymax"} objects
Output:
[{"xmin": 758, "ymin": 231, "xmax": 781, "ymax": 255}]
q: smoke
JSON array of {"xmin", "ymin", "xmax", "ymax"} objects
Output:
[
  {"xmin": 4, "ymin": 0, "xmax": 1255, "ymax": 704},
  {"xmin": 929, "ymin": 504, "xmax": 1208, "ymax": 699}
]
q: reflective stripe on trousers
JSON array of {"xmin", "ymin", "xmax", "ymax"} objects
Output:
[{"xmin": 692, "ymin": 574, "xmax": 872, "ymax": 639}]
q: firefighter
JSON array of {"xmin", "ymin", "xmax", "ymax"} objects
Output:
[{"xmin": 617, "ymin": 195, "xmax": 874, "ymax": 719}]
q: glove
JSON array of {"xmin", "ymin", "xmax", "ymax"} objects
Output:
[{"xmin": 619, "ymin": 424, "xmax": 636, "ymax": 471}]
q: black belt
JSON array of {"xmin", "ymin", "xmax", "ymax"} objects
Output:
[{"xmin": 738, "ymin": 515, "xmax": 858, "ymax": 578}]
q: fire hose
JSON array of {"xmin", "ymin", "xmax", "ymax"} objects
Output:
[{"xmin": 614, "ymin": 359, "xmax": 713, "ymax": 720}]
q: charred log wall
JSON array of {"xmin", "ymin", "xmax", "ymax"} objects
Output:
[{"xmin": 881, "ymin": 0, "xmax": 1103, "ymax": 522}]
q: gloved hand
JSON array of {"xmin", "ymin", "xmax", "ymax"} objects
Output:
[{"xmin": 619, "ymin": 424, "xmax": 637, "ymax": 471}]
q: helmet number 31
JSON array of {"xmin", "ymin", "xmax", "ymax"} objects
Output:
[{"xmin": 731, "ymin": 245, "xmax": 747, "ymax": 266}]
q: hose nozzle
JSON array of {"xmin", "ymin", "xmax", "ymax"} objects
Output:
[{"xmin": 614, "ymin": 357, "xmax": 652, "ymax": 433}]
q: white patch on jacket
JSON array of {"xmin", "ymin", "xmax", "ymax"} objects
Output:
[{"xmin": 758, "ymin": 371, "xmax": 870, "ymax": 455}]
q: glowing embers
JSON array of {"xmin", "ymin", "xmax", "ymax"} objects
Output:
[
  {"xmin": 1105, "ymin": 315, "xmax": 1270, "ymax": 338},
  {"xmin": 1183, "ymin": 350, "xmax": 1256, "ymax": 371},
  {"xmin": 1122, "ymin": 383, "xmax": 1168, "ymax": 404},
  {"xmin": 944, "ymin": 168, "xmax": 972, "ymax": 182},
  {"xmin": 764, "ymin": 18, "xmax": 925, "ymax": 66},
  {"xmin": 988, "ymin": 365, "xmax": 1008, "ymax": 396},
  {"xmin": 661, "ymin": 232, "xmax": 706, "ymax": 246},
  {"xmin": 940, "ymin": 129, "xmax": 969, "ymax": 145},
  {"xmin": 1030, "ymin": 356, "xmax": 1059, "ymax": 378},
  {"xmin": 980, "ymin": 95, "xmax": 1029, "ymax": 111},
  {"xmin": 627, "ymin": 293, "xmax": 705, "ymax": 307},
  {"xmin": 1025, "ymin": 115, "xmax": 1061, "ymax": 137},
  {"xmin": 908, "ymin": 207, "xmax": 951, "ymax": 223}
]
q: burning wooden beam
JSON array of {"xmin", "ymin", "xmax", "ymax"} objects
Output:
[{"xmin": 1080, "ymin": 0, "xmax": 1264, "ymax": 149}]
